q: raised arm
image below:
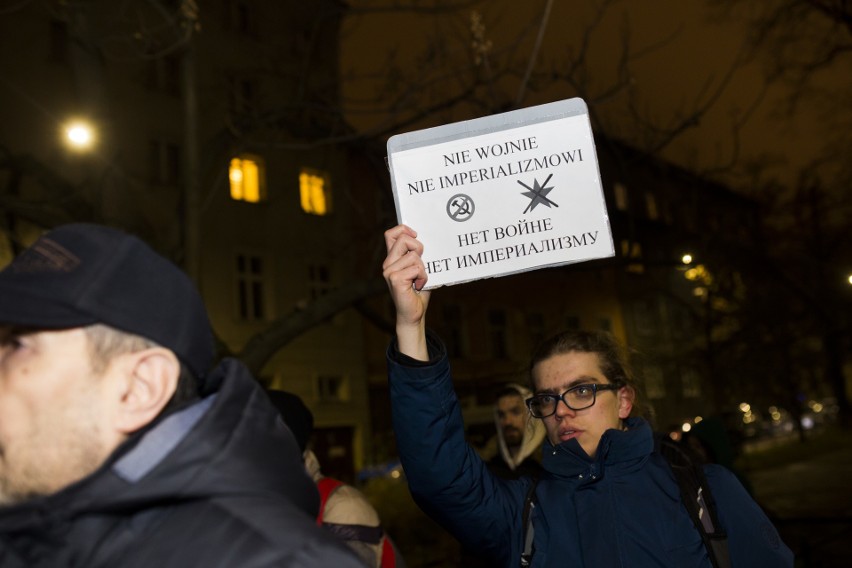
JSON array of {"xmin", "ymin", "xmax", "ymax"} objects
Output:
[{"xmin": 382, "ymin": 224, "xmax": 431, "ymax": 361}]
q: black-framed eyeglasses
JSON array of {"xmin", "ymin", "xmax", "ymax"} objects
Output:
[{"xmin": 525, "ymin": 383, "xmax": 623, "ymax": 418}]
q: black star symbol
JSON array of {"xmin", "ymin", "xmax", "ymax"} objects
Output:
[{"xmin": 518, "ymin": 174, "xmax": 558, "ymax": 214}]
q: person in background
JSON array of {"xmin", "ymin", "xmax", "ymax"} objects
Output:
[
  {"xmin": 0, "ymin": 223, "xmax": 361, "ymax": 567},
  {"xmin": 682, "ymin": 414, "xmax": 754, "ymax": 495},
  {"xmin": 487, "ymin": 384, "xmax": 545, "ymax": 480},
  {"xmin": 382, "ymin": 223, "xmax": 793, "ymax": 567},
  {"xmin": 267, "ymin": 390, "xmax": 402, "ymax": 568}
]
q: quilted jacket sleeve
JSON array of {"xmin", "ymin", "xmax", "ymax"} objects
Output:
[
  {"xmin": 386, "ymin": 331, "xmax": 530, "ymax": 563},
  {"xmin": 704, "ymin": 464, "xmax": 794, "ymax": 567}
]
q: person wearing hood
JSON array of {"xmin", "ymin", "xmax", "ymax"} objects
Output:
[
  {"xmin": 488, "ymin": 384, "xmax": 545, "ymax": 480},
  {"xmin": 0, "ymin": 223, "xmax": 362, "ymax": 567}
]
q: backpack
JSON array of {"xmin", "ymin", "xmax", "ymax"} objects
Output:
[
  {"xmin": 316, "ymin": 477, "xmax": 397, "ymax": 568},
  {"xmin": 520, "ymin": 436, "xmax": 731, "ymax": 568}
]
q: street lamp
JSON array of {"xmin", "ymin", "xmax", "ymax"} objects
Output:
[
  {"xmin": 62, "ymin": 119, "xmax": 96, "ymax": 151},
  {"xmin": 681, "ymin": 253, "xmax": 693, "ymax": 265}
]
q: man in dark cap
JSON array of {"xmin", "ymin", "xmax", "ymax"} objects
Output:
[{"xmin": 0, "ymin": 224, "xmax": 362, "ymax": 567}]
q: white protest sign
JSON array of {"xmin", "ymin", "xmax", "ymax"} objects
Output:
[{"xmin": 386, "ymin": 98, "xmax": 614, "ymax": 289}]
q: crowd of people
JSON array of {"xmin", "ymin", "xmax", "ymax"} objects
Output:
[{"xmin": 0, "ymin": 221, "xmax": 792, "ymax": 567}]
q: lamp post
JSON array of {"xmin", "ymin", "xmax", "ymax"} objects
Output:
[{"xmin": 62, "ymin": 119, "xmax": 96, "ymax": 151}]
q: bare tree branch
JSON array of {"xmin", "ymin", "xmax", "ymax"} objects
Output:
[{"xmin": 237, "ymin": 277, "xmax": 388, "ymax": 376}]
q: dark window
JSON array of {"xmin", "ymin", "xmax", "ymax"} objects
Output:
[
  {"xmin": 442, "ymin": 304, "xmax": 465, "ymax": 358},
  {"xmin": 308, "ymin": 264, "xmax": 332, "ymax": 300},
  {"xmin": 228, "ymin": 76, "xmax": 255, "ymax": 115},
  {"xmin": 236, "ymin": 253, "xmax": 265, "ymax": 320},
  {"xmin": 148, "ymin": 140, "xmax": 181, "ymax": 185},
  {"xmin": 526, "ymin": 312, "xmax": 545, "ymax": 350},
  {"xmin": 488, "ymin": 309, "xmax": 509, "ymax": 359},
  {"xmin": 147, "ymin": 55, "xmax": 181, "ymax": 96},
  {"xmin": 49, "ymin": 19, "xmax": 69, "ymax": 63}
]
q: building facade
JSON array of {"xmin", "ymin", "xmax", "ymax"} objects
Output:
[{"xmin": 0, "ymin": 0, "xmax": 373, "ymax": 482}]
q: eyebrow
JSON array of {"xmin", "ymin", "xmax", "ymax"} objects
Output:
[{"xmin": 536, "ymin": 376, "xmax": 604, "ymax": 394}]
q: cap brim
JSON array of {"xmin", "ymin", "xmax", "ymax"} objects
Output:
[{"xmin": 0, "ymin": 293, "xmax": 98, "ymax": 329}]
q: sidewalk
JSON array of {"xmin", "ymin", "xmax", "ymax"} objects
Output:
[{"xmin": 742, "ymin": 429, "xmax": 852, "ymax": 567}]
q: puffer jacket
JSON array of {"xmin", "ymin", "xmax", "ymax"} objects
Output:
[
  {"xmin": 0, "ymin": 358, "xmax": 363, "ymax": 568},
  {"xmin": 387, "ymin": 332, "xmax": 793, "ymax": 567}
]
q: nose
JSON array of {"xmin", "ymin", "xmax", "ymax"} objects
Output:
[{"xmin": 554, "ymin": 397, "xmax": 576, "ymax": 419}]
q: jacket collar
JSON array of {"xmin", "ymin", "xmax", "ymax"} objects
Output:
[
  {"xmin": 0, "ymin": 358, "xmax": 317, "ymax": 533},
  {"xmin": 541, "ymin": 417, "xmax": 653, "ymax": 478}
]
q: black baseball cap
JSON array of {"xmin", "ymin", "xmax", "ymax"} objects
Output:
[{"xmin": 0, "ymin": 223, "xmax": 215, "ymax": 378}]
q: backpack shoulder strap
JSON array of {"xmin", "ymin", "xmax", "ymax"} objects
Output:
[
  {"xmin": 318, "ymin": 477, "xmax": 398, "ymax": 568},
  {"xmin": 315, "ymin": 477, "xmax": 345, "ymax": 526},
  {"xmin": 520, "ymin": 476, "xmax": 539, "ymax": 568},
  {"xmin": 657, "ymin": 436, "xmax": 731, "ymax": 568}
]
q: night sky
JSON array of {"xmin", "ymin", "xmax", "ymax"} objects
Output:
[{"xmin": 341, "ymin": 0, "xmax": 848, "ymax": 190}]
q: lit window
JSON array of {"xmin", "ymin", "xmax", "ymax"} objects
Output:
[
  {"xmin": 300, "ymin": 168, "xmax": 331, "ymax": 215},
  {"xmin": 620, "ymin": 239, "xmax": 644, "ymax": 274},
  {"xmin": 230, "ymin": 156, "xmax": 265, "ymax": 203},
  {"xmin": 620, "ymin": 239, "xmax": 642, "ymax": 259}
]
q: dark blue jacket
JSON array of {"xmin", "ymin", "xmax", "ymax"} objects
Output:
[{"xmin": 388, "ymin": 334, "xmax": 793, "ymax": 567}]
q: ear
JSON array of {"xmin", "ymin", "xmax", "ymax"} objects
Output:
[
  {"xmin": 114, "ymin": 348, "xmax": 181, "ymax": 435},
  {"xmin": 617, "ymin": 386, "xmax": 635, "ymax": 420}
]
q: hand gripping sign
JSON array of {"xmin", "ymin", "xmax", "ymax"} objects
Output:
[{"xmin": 386, "ymin": 98, "xmax": 614, "ymax": 289}]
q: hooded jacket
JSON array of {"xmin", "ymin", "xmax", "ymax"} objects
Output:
[
  {"xmin": 489, "ymin": 384, "xmax": 545, "ymax": 479},
  {"xmin": 387, "ymin": 333, "xmax": 793, "ymax": 568},
  {"xmin": 0, "ymin": 358, "xmax": 362, "ymax": 568}
]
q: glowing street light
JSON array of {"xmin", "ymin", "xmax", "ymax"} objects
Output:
[
  {"xmin": 681, "ymin": 253, "xmax": 693, "ymax": 265},
  {"xmin": 63, "ymin": 120, "xmax": 95, "ymax": 151}
]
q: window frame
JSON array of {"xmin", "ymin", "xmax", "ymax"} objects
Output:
[
  {"xmin": 299, "ymin": 167, "xmax": 332, "ymax": 216},
  {"xmin": 229, "ymin": 154, "xmax": 267, "ymax": 204}
]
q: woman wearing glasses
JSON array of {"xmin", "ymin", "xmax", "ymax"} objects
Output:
[{"xmin": 382, "ymin": 224, "xmax": 792, "ymax": 568}]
